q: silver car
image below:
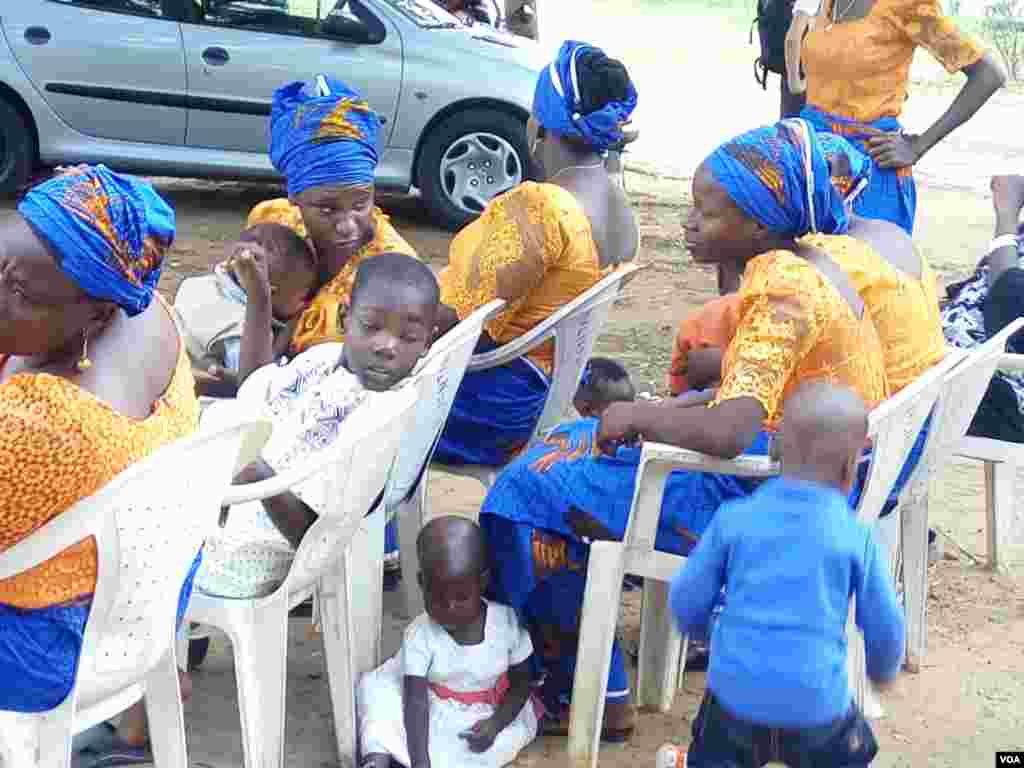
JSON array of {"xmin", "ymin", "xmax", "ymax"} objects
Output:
[{"xmin": 0, "ymin": 0, "xmax": 545, "ymax": 229}]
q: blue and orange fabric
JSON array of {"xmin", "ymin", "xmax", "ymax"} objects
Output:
[
  {"xmin": 17, "ymin": 164, "xmax": 173, "ymax": 316},
  {"xmin": 1, "ymin": 167, "xmax": 200, "ymax": 712},
  {"xmin": 800, "ymin": 0, "xmax": 985, "ymax": 233},
  {"xmin": 269, "ymin": 75, "xmax": 380, "ymax": 196},
  {"xmin": 433, "ymin": 181, "xmax": 613, "ymax": 466},
  {"xmin": 251, "ymin": 75, "xmax": 416, "ymax": 355}
]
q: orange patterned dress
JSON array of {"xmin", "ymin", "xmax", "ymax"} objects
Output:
[
  {"xmin": 246, "ymin": 201, "xmax": 417, "ymax": 355},
  {"xmin": 715, "ymin": 251, "xmax": 888, "ymax": 430},
  {"xmin": 803, "ymin": 0, "xmax": 984, "ymax": 125},
  {"xmin": 0, "ymin": 329, "xmax": 199, "ymax": 610}
]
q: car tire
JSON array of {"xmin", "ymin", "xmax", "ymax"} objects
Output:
[
  {"xmin": 416, "ymin": 108, "xmax": 530, "ymax": 232},
  {"xmin": 0, "ymin": 99, "xmax": 35, "ymax": 198}
]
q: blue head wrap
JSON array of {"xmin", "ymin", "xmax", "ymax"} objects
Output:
[
  {"xmin": 533, "ymin": 40, "xmax": 637, "ymax": 153},
  {"xmin": 269, "ymin": 75, "xmax": 380, "ymax": 198},
  {"xmin": 17, "ymin": 165, "xmax": 173, "ymax": 316},
  {"xmin": 705, "ymin": 119, "xmax": 850, "ymax": 237},
  {"xmin": 816, "ymin": 131, "xmax": 872, "ymax": 208}
]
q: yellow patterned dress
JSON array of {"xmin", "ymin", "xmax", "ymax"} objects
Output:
[
  {"xmin": 0, "ymin": 320, "xmax": 199, "ymax": 712},
  {"xmin": 433, "ymin": 182, "xmax": 613, "ymax": 465},
  {"xmin": 246, "ymin": 201, "xmax": 417, "ymax": 355},
  {"xmin": 804, "ymin": 233, "xmax": 946, "ymax": 394}
]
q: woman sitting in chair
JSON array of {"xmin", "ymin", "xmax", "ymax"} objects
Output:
[
  {"xmin": 197, "ymin": 75, "xmax": 418, "ymax": 397},
  {"xmin": 0, "ymin": 167, "xmax": 198, "ymax": 729},
  {"xmin": 432, "ymin": 40, "xmax": 640, "ymax": 467},
  {"xmin": 477, "ymin": 120, "xmax": 891, "ymax": 742}
]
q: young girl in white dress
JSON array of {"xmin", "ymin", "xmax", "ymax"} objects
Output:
[{"xmin": 358, "ymin": 516, "xmax": 542, "ymax": 768}]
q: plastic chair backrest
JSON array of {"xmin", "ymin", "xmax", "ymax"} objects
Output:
[
  {"xmin": 76, "ymin": 419, "xmax": 270, "ymax": 701},
  {"xmin": 284, "ymin": 388, "xmax": 418, "ymax": 594},
  {"xmin": 931, "ymin": 318, "xmax": 1024, "ymax": 451},
  {"xmin": 853, "ymin": 350, "xmax": 965, "ymax": 524},
  {"xmin": 467, "ymin": 263, "xmax": 642, "ymax": 450},
  {"xmin": 386, "ymin": 300, "xmax": 506, "ymax": 506}
]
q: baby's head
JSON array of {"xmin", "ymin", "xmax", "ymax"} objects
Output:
[
  {"xmin": 417, "ymin": 516, "xmax": 489, "ymax": 634},
  {"xmin": 238, "ymin": 223, "xmax": 317, "ymax": 322},
  {"xmin": 779, "ymin": 382, "xmax": 868, "ymax": 493},
  {"xmin": 574, "ymin": 357, "xmax": 636, "ymax": 419},
  {"xmin": 343, "ymin": 252, "xmax": 439, "ymax": 391}
]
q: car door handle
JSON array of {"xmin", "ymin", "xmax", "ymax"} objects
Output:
[
  {"xmin": 24, "ymin": 26, "xmax": 51, "ymax": 45},
  {"xmin": 201, "ymin": 47, "xmax": 230, "ymax": 66}
]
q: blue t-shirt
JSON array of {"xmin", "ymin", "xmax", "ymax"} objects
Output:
[{"xmin": 670, "ymin": 477, "xmax": 905, "ymax": 728}]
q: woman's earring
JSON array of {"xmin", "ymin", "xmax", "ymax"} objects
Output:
[{"xmin": 77, "ymin": 334, "xmax": 92, "ymax": 372}]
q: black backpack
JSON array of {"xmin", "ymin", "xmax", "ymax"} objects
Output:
[{"xmin": 752, "ymin": 0, "xmax": 796, "ymax": 89}]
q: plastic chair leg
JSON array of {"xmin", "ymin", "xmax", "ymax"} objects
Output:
[
  {"xmin": 568, "ymin": 541, "xmax": 627, "ymax": 768},
  {"xmin": 319, "ymin": 560, "xmax": 359, "ymax": 768},
  {"xmin": 0, "ymin": 712, "xmax": 43, "ymax": 768},
  {"xmin": 223, "ymin": 597, "xmax": 289, "ymax": 768},
  {"xmin": 985, "ymin": 457, "xmax": 1017, "ymax": 570},
  {"xmin": 398, "ymin": 480, "xmax": 427, "ymax": 620},
  {"xmin": 347, "ymin": 512, "xmax": 384, "ymax": 675},
  {"xmin": 144, "ymin": 650, "xmax": 188, "ymax": 768},
  {"xmin": 637, "ymin": 579, "xmax": 685, "ymax": 712},
  {"xmin": 847, "ymin": 602, "xmax": 885, "ymax": 720},
  {"xmin": 899, "ymin": 467, "xmax": 929, "ymax": 673}
]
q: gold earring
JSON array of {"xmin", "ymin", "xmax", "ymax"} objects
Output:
[{"xmin": 77, "ymin": 334, "xmax": 92, "ymax": 372}]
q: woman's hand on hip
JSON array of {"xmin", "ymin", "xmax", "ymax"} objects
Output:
[{"xmin": 865, "ymin": 133, "xmax": 921, "ymax": 169}]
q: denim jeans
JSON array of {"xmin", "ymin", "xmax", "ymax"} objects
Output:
[{"xmin": 687, "ymin": 692, "xmax": 879, "ymax": 767}]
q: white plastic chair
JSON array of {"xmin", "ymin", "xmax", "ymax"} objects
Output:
[
  {"xmin": 952, "ymin": 349, "xmax": 1024, "ymax": 571},
  {"xmin": 184, "ymin": 387, "xmax": 417, "ymax": 768},
  {"xmin": 0, "ymin": 418, "xmax": 271, "ymax": 768},
  {"xmin": 565, "ymin": 350, "xmax": 966, "ymax": 768},
  {"xmin": 387, "ymin": 300, "xmax": 506, "ymax": 618},
  {"xmin": 892, "ymin": 319, "xmax": 1024, "ymax": 676},
  {"xmin": 399, "ymin": 263, "xmax": 642, "ymax": 618}
]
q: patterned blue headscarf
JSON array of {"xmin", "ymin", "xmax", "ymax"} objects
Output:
[
  {"xmin": 269, "ymin": 75, "xmax": 380, "ymax": 198},
  {"xmin": 705, "ymin": 119, "xmax": 850, "ymax": 237},
  {"xmin": 533, "ymin": 40, "xmax": 637, "ymax": 153},
  {"xmin": 816, "ymin": 131, "xmax": 872, "ymax": 209},
  {"xmin": 17, "ymin": 165, "xmax": 173, "ymax": 316}
]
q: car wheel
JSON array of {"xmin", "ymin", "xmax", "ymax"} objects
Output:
[
  {"xmin": 417, "ymin": 108, "xmax": 530, "ymax": 231},
  {"xmin": 0, "ymin": 99, "xmax": 35, "ymax": 198}
]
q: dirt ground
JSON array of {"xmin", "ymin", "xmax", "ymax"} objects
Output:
[{"xmin": 109, "ymin": 169, "xmax": 1019, "ymax": 767}]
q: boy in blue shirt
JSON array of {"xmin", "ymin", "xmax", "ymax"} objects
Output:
[{"xmin": 671, "ymin": 382, "xmax": 905, "ymax": 766}]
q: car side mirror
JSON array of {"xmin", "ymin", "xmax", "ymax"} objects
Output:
[{"xmin": 322, "ymin": 11, "xmax": 385, "ymax": 44}]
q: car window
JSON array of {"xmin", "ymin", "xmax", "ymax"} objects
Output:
[
  {"xmin": 376, "ymin": 0, "xmax": 461, "ymax": 27},
  {"xmin": 49, "ymin": 0, "xmax": 166, "ymax": 17},
  {"xmin": 190, "ymin": 0, "xmax": 385, "ymax": 40}
]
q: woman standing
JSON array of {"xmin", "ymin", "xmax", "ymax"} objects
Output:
[{"xmin": 793, "ymin": 0, "xmax": 1004, "ymax": 233}]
